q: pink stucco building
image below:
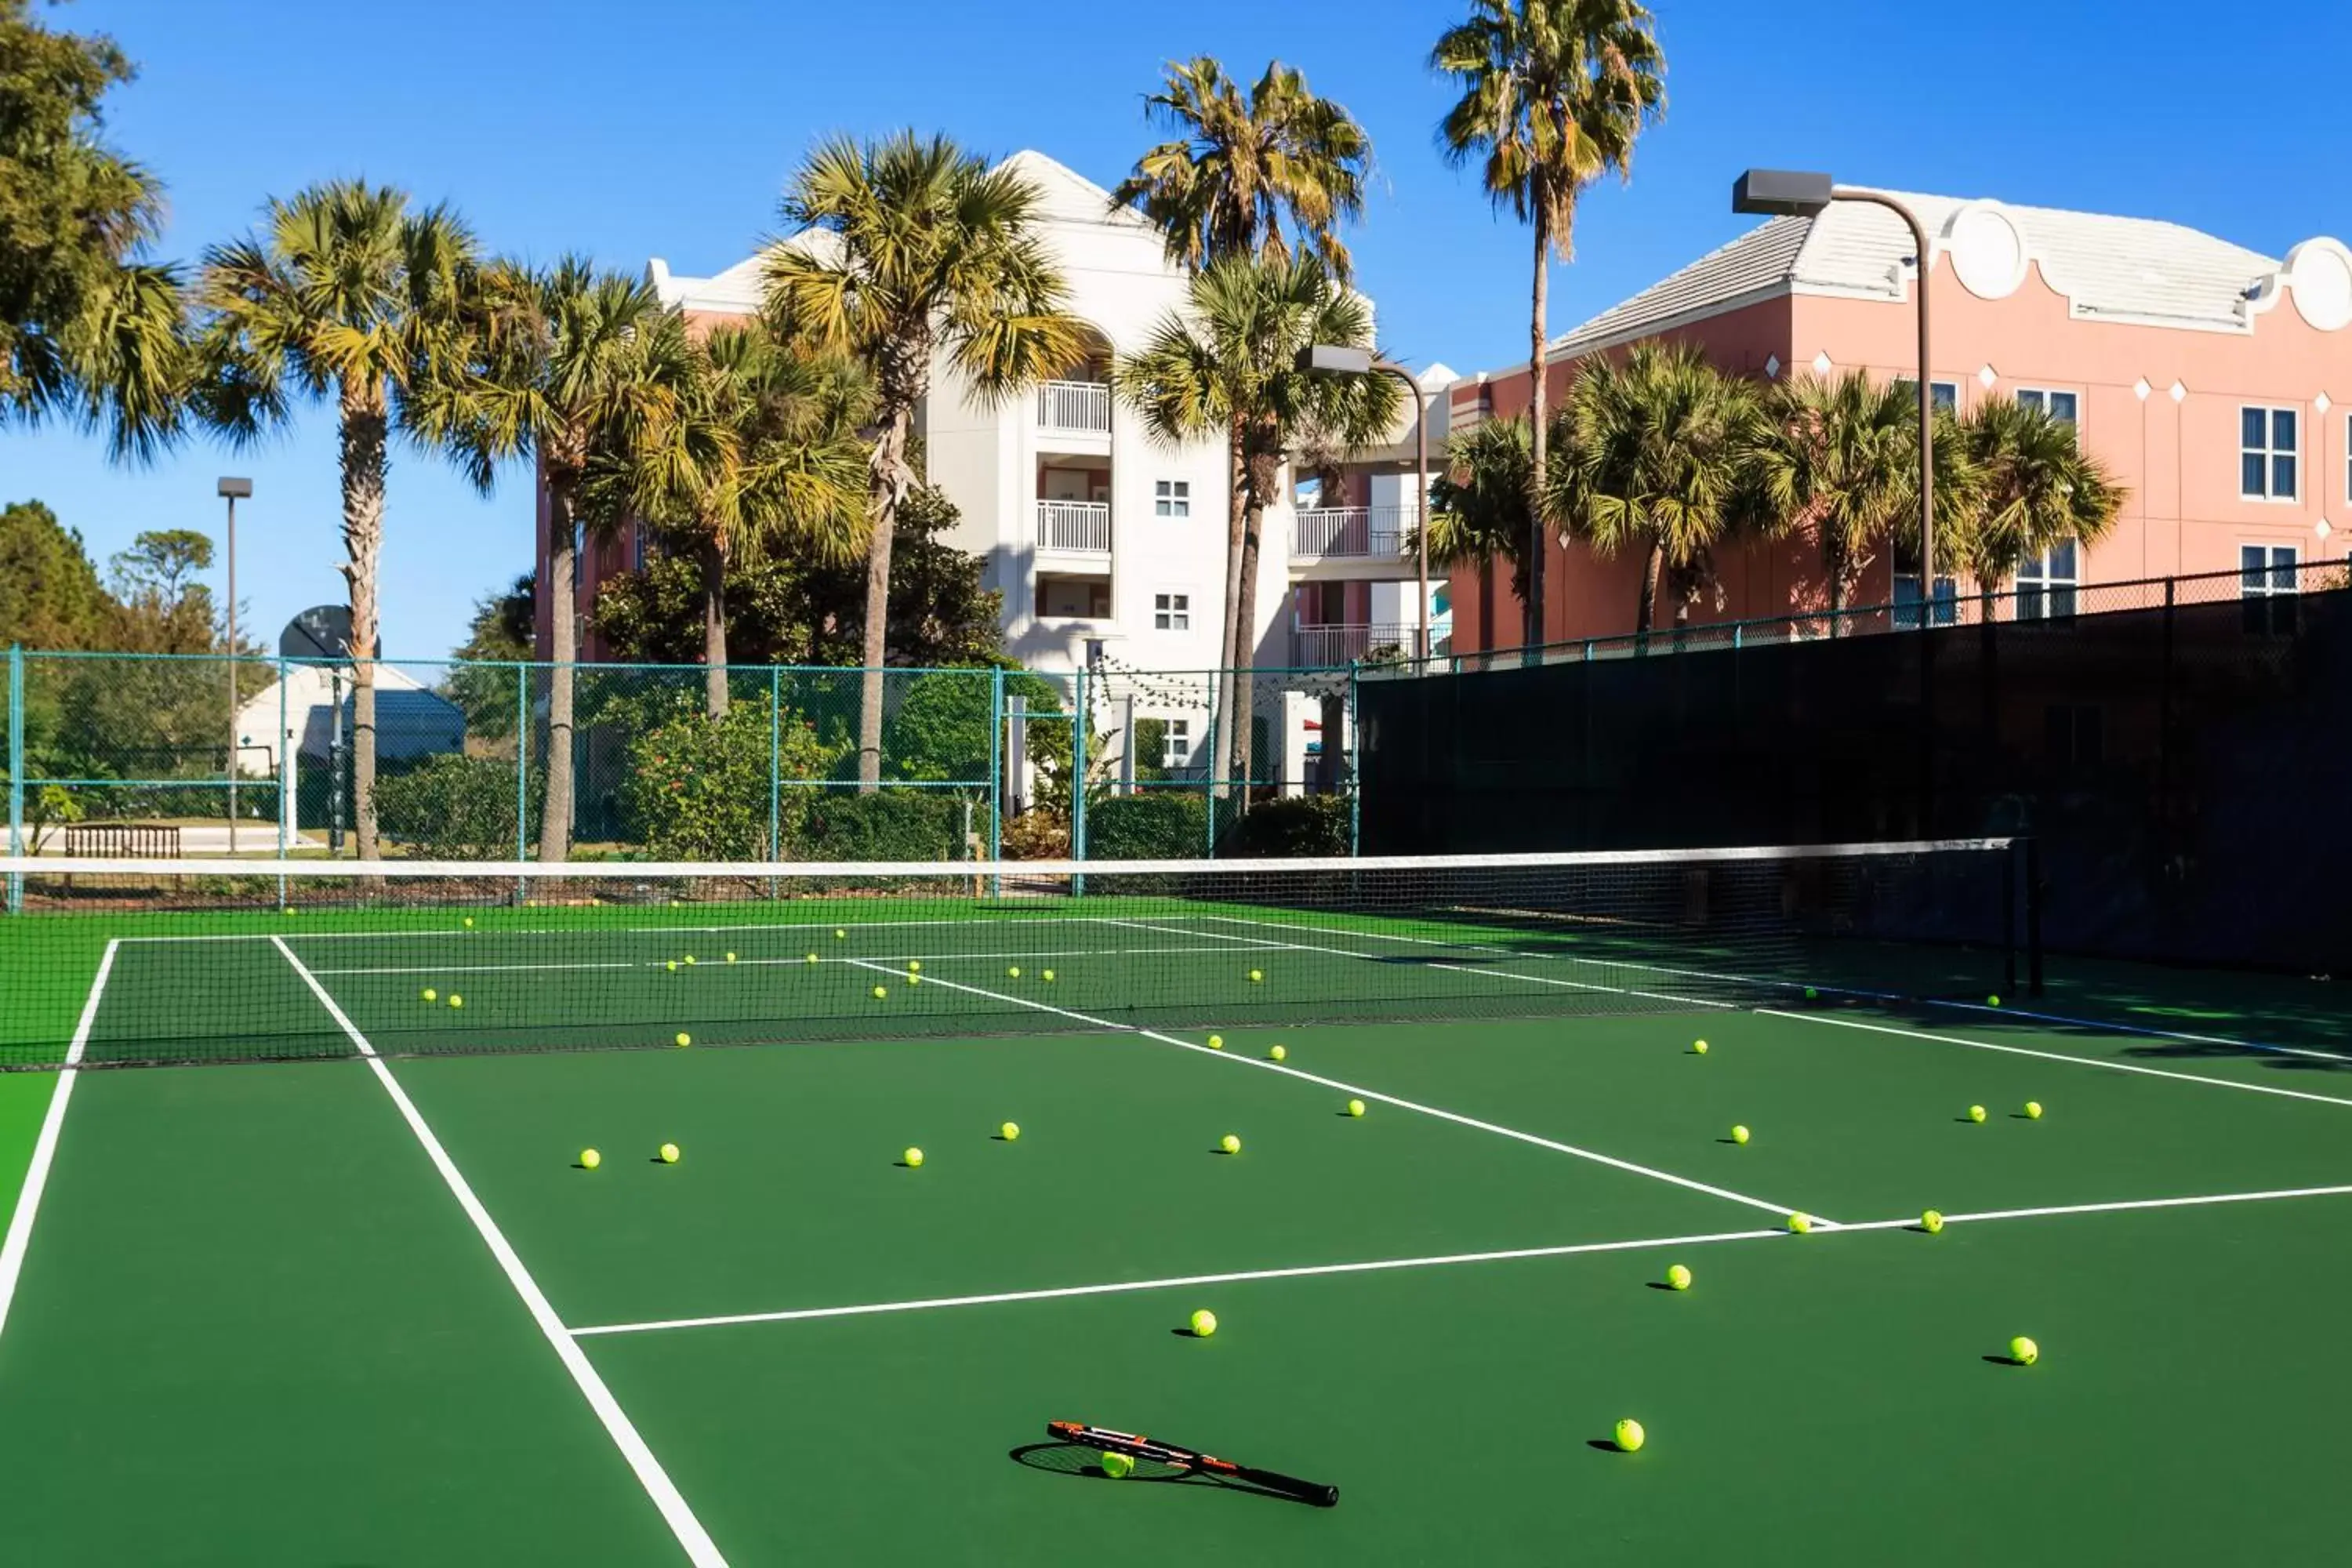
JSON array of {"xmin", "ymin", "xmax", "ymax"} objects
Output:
[{"xmin": 1445, "ymin": 192, "xmax": 2352, "ymax": 654}]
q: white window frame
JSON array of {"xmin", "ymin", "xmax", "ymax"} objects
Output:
[
  {"xmin": 1152, "ymin": 591, "xmax": 1192, "ymax": 631},
  {"xmin": 2013, "ymin": 539, "xmax": 2079, "ymax": 620},
  {"xmin": 2240, "ymin": 543, "xmax": 2299, "ymax": 597},
  {"xmin": 2016, "ymin": 387, "xmax": 2080, "ymax": 430},
  {"xmin": 2241, "ymin": 406, "xmax": 2299, "ymax": 502},
  {"xmin": 1895, "ymin": 379, "xmax": 1960, "ymax": 413},
  {"xmin": 1160, "ymin": 717, "xmax": 1192, "ymax": 771},
  {"xmin": 1153, "ymin": 480, "xmax": 1191, "ymax": 518}
]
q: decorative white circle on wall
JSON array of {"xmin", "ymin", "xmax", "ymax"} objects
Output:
[
  {"xmin": 2284, "ymin": 239, "xmax": 2352, "ymax": 332},
  {"xmin": 1943, "ymin": 201, "xmax": 2030, "ymax": 300}
]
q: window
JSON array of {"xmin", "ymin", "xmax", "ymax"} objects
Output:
[
  {"xmin": 2016, "ymin": 388, "xmax": 2078, "ymax": 427},
  {"xmin": 1891, "ymin": 535, "xmax": 1957, "ymax": 627},
  {"xmin": 2241, "ymin": 544, "xmax": 2299, "ymax": 633},
  {"xmin": 1894, "ymin": 379, "xmax": 1959, "ymax": 412},
  {"xmin": 1154, "ymin": 480, "xmax": 1190, "ymax": 518},
  {"xmin": 1152, "ymin": 592, "xmax": 1191, "ymax": 631},
  {"xmin": 1161, "ymin": 718, "xmax": 1192, "ymax": 771},
  {"xmin": 2241, "ymin": 407, "xmax": 2298, "ymax": 500},
  {"xmin": 2015, "ymin": 540, "xmax": 2078, "ymax": 620}
]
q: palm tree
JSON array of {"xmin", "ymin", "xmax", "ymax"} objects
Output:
[
  {"xmin": 1422, "ymin": 412, "xmax": 1548, "ymax": 609},
  {"xmin": 194, "ymin": 181, "xmax": 481, "ymax": 858},
  {"xmin": 1432, "ymin": 0, "xmax": 1667, "ymax": 650},
  {"xmin": 1950, "ymin": 399, "xmax": 2124, "ymax": 615},
  {"xmin": 1116, "ymin": 254, "xmax": 1400, "ymax": 787},
  {"xmin": 593, "ymin": 322, "xmax": 873, "ymax": 718},
  {"xmin": 1112, "ymin": 57, "xmax": 1374, "ymax": 282},
  {"xmin": 1554, "ymin": 343, "xmax": 1759, "ymax": 637},
  {"xmin": 765, "ymin": 132, "xmax": 1084, "ymax": 791},
  {"xmin": 412, "ymin": 258, "xmax": 691, "ymax": 858}
]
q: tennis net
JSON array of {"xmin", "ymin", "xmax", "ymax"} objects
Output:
[{"xmin": 0, "ymin": 839, "xmax": 2033, "ymax": 1069}]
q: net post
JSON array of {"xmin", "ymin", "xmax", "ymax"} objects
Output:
[
  {"xmin": 2024, "ymin": 835, "xmax": 2045, "ymax": 996},
  {"xmin": 277, "ymin": 653, "xmax": 291, "ymax": 909},
  {"xmin": 768, "ymin": 663, "xmax": 782, "ymax": 866},
  {"xmin": 6, "ymin": 642, "xmax": 20, "ymax": 914},
  {"xmin": 2002, "ymin": 838, "xmax": 2018, "ymax": 997},
  {"xmin": 988, "ymin": 666, "xmax": 1004, "ymax": 898}
]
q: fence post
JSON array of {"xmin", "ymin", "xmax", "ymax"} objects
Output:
[
  {"xmin": 1203, "ymin": 670, "xmax": 1219, "ymax": 858},
  {"xmin": 7, "ymin": 644, "xmax": 21, "ymax": 913},
  {"xmin": 989, "ymin": 668, "xmax": 1006, "ymax": 898},
  {"xmin": 2158, "ymin": 575, "xmax": 2176, "ymax": 869},
  {"xmin": 1347, "ymin": 660, "xmax": 1362, "ymax": 856},
  {"xmin": 768, "ymin": 664, "xmax": 782, "ymax": 862},
  {"xmin": 1071, "ymin": 666, "xmax": 1087, "ymax": 894},
  {"xmin": 514, "ymin": 662, "xmax": 529, "ymax": 865}
]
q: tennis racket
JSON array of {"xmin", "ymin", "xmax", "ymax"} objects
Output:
[{"xmin": 1047, "ymin": 1420, "xmax": 1339, "ymax": 1507}]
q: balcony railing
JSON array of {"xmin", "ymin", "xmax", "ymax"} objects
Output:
[
  {"xmin": 1293, "ymin": 504, "xmax": 1417, "ymax": 559},
  {"xmin": 1036, "ymin": 380, "xmax": 1112, "ymax": 435},
  {"xmin": 1292, "ymin": 622, "xmax": 1417, "ymax": 666},
  {"xmin": 1035, "ymin": 499, "xmax": 1112, "ymax": 554}
]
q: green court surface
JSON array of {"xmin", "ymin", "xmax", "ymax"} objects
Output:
[{"xmin": 1, "ymin": 900, "xmax": 2347, "ymax": 1563}]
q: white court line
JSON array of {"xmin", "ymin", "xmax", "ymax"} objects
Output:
[
  {"xmin": 569, "ymin": 1181, "xmax": 2352, "ymax": 1339},
  {"xmin": 270, "ymin": 936, "xmax": 728, "ymax": 1567},
  {"xmin": 307, "ymin": 941, "xmax": 1287, "ymax": 979},
  {"xmin": 842, "ymin": 958, "xmax": 1826, "ymax": 1225},
  {"xmin": 1757, "ymin": 1009, "xmax": 2352, "ymax": 1110},
  {"xmin": 0, "ymin": 939, "xmax": 118, "ymax": 1349}
]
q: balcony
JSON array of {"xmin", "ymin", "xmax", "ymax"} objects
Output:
[
  {"xmin": 1035, "ymin": 380, "xmax": 1112, "ymax": 436},
  {"xmin": 1035, "ymin": 499, "xmax": 1112, "ymax": 556},
  {"xmin": 1292, "ymin": 622, "xmax": 1417, "ymax": 667},
  {"xmin": 1293, "ymin": 504, "xmax": 1417, "ymax": 560}
]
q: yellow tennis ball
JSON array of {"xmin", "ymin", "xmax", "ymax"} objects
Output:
[
  {"xmin": 1269, "ymin": 1044, "xmax": 1287, "ymax": 1062},
  {"xmin": 448, "ymin": 994, "xmax": 463, "ymax": 1008},
  {"xmin": 1613, "ymin": 1418, "xmax": 1645, "ymax": 1453},
  {"xmin": 834, "ymin": 928, "xmax": 846, "ymax": 939},
  {"xmin": 724, "ymin": 951, "xmax": 737, "ymax": 964},
  {"xmin": 2009, "ymin": 1335, "xmax": 2039, "ymax": 1366},
  {"xmin": 1248, "ymin": 968, "xmax": 1263, "ymax": 983},
  {"xmin": 2024, "ymin": 1101, "xmax": 2044, "ymax": 1120},
  {"xmin": 282, "ymin": 906, "xmax": 296, "ymax": 916},
  {"xmin": 907, "ymin": 960, "xmax": 920, "ymax": 973},
  {"xmin": 902, "ymin": 1147, "xmax": 924, "ymax": 1168},
  {"xmin": 670, "ymin": 899, "xmax": 680, "ymax": 908},
  {"xmin": 1664, "ymin": 1263, "xmax": 1693, "ymax": 1290},
  {"xmin": 674, "ymin": 1033, "xmax": 691, "ymax": 1048},
  {"xmin": 1968, "ymin": 1105, "xmax": 1987, "ymax": 1123},
  {"xmin": 420, "ymin": 988, "xmax": 437, "ymax": 1002},
  {"xmin": 1987, "ymin": 994, "xmax": 2002, "ymax": 1008},
  {"xmin": 579, "ymin": 1149, "xmax": 601, "ymax": 1170},
  {"xmin": 1693, "ymin": 1040, "xmax": 1708, "ymax": 1054},
  {"xmin": 872, "ymin": 985, "xmax": 887, "ymax": 1000},
  {"xmin": 683, "ymin": 954, "xmax": 697, "ymax": 967},
  {"xmin": 1345, "ymin": 1099, "xmax": 1366, "ymax": 1118},
  {"xmin": 1041, "ymin": 968, "xmax": 1054, "ymax": 982},
  {"xmin": 1787, "ymin": 1212, "xmax": 1813, "ymax": 1234},
  {"xmin": 1100, "ymin": 1450, "xmax": 1134, "ymax": 1479},
  {"xmin": 462, "ymin": 916, "xmax": 474, "ymax": 929},
  {"xmin": 658, "ymin": 1142, "xmax": 680, "ymax": 1163},
  {"xmin": 1189, "ymin": 1308, "xmax": 1218, "ymax": 1338},
  {"xmin": 1922, "ymin": 1210, "xmax": 1945, "ymax": 1233},
  {"xmin": 1219, "ymin": 1134, "xmax": 1241, "ymax": 1155},
  {"xmin": 1730, "ymin": 1124, "xmax": 1750, "ymax": 1145},
  {"xmin": 666, "ymin": 960, "xmax": 678, "ymax": 973},
  {"xmin": 806, "ymin": 953, "xmax": 818, "ymax": 964},
  {"xmin": 1207, "ymin": 1034, "xmax": 1224, "ymax": 1050},
  {"xmin": 1007, "ymin": 966, "xmax": 1022, "ymax": 978},
  {"xmin": 1000, "ymin": 1122, "xmax": 1020, "ymax": 1142},
  {"xmin": 909, "ymin": 974, "xmax": 921, "ymax": 986}
]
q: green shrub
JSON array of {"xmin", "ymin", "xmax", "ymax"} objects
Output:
[
  {"xmin": 795, "ymin": 790, "xmax": 963, "ymax": 862},
  {"xmin": 376, "ymin": 753, "xmax": 537, "ymax": 860},
  {"xmin": 622, "ymin": 696, "xmax": 832, "ymax": 861},
  {"xmin": 1218, "ymin": 794, "xmax": 1350, "ymax": 858},
  {"xmin": 1087, "ymin": 790, "xmax": 1207, "ymax": 859}
]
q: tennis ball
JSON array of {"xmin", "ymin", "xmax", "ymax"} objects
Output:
[
  {"xmin": 2009, "ymin": 1335, "xmax": 2039, "ymax": 1366},
  {"xmin": 1219, "ymin": 1134, "xmax": 1241, "ymax": 1155},
  {"xmin": 1730, "ymin": 1124, "xmax": 1751, "ymax": 1145},
  {"xmin": 1207, "ymin": 1034, "xmax": 1224, "ymax": 1050},
  {"xmin": 670, "ymin": 899, "xmax": 680, "ymax": 908},
  {"xmin": 1248, "ymin": 968, "xmax": 1264, "ymax": 983},
  {"xmin": 1787, "ymin": 1212, "xmax": 1813, "ymax": 1234},
  {"xmin": 834, "ymin": 928, "xmax": 846, "ymax": 940},
  {"xmin": 908, "ymin": 960, "xmax": 921, "ymax": 973},
  {"xmin": 806, "ymin": 953, "xmax": 818, "ymax": 964},
  {"xmin": 658, "ymin": 1142, "xmax": 680, "ymax": 1164},
  {"xmin": 1968, "ymin": 1105, "xmax": 1987, "ymax": 1123},
  {"xmin": 1613, "ymin": 1418, "xmax": 1645, "ymax": 1454},
  {"xmin": 1922, "ymin": 1209, "xmax": 1945, "ymax": 1233},
  {"xmin": 674, "ymin": 1032, "xmax": 691, "ymax": 1048},
  {"xmin": 684, "ymin": 955, "xmax": 697, "ymax": 967},
  {"xmin": 1664, "ymin": 1264, "xmax": 1692, "ymax": 1291},
  {"xmin": 282, "ymin": 906, "xmax": 296, "ymax": 916},
  {"xmin": 1693, "ymin": 1039, "xmax": 1708, "ymax": 1054},
  {"xmin": 1269, "ymin": 1044, "xmax": 1287, "ymax": 1062},
  {"xmin": 2024, "ymin": 1101, "xmax": 2044, "ymax": 1120},
  {"xmin": 1007, "ymin": 966, "xmax": 1022, "ymax": 978},
  {"xmin": 666, "ymin": 960, "xmax": 678, "ymax": 973},
  {"xmin": 1345, "ymin": 1098, "xmax": 1366, "ymax": 1118},
  {"xmin": 1189, "ymin": 1308, "xmax": 1218, "ymax": 1338},
  {"xmin": 1101, "ymin": 1450, "xmax": 1135, "ymax": 1479},
  {"xmin": 463, "ymin": 916, "xmax": 474, "ymax": 929},
  {"xmin": 872, "ymin": 985, "xmax": 887, "ymax": 1000},
  {"xmin": 1041, "ymin": 968, "xmax": 1055, "ymax": 982},
  {"xmin": 902, "ymin": 1146, "xmax": 924, "ymax": 1168},
  {"xmin": 421, "ymin": 988, "xmax": 437, "ymax": 1002},
  {"xmin": 1804, "ymin": 985, "xmax": 1819, "ymax": 1000},
  {"xmin": 1987, "ymin": 994, "xmax": 2002, "ymax": 1007},
  {"xmin": 448, "ymin": 994, "xmax": 463, "ymax": 1009},
  {"xmin": 909, "ymin": 974, "xmax": 921, "ymax": 986},
  {"xmin": 579, "ymin": 1149, "xmax": 601, "ymax": 1171},
  {"xmin": 1000, "ymin": 1121, "xmax": 1020, "ymax": 1142},
  {"xmin": 724, "ymin": 952, "xmax": 737, "ymax": 964}
]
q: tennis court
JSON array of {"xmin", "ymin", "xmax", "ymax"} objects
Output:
[{"xmin": 2, "ymin": 847, "xmax": 2347, "ymax": 1564}]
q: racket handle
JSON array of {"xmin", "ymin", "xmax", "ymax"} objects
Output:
[{"xmin": 1230, "ymin": 1464, "xmax": 1339, "ymax": 1508}]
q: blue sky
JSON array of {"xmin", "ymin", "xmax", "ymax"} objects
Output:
[{"xmin": 8, "ymin": 0, "xmax": 2347, "ymax": 661}]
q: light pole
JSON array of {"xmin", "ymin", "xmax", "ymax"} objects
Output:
[
  {"xmin": 218, "ymin": 477, "xmax": 252, "ymax": 851},
  {"xmin": 1734, "ymin": 169, "xmax": 1938, "ymax": 618},
  {"xmin": 1296, "ymin": 345, "xmax": 1432, "ymax": 664}
]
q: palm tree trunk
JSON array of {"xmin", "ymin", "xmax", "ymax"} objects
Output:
[
  {"xmin": 1212, "ymin": 423, "xmax": 1246, "ymax": 801},
  {"xmin": 1229, "ymin": 441, "xmax": 1279, "ymax": 804},
  {"xmin": 1827, "ymin": 558, "xmax": 1850, "ymax": 639},
  {"xmin": 1636, "ymin": 539, "xmax": 1661, "ymax": 645},
  {"xmin": 856, "ymin": 405, "xmax": 911, "ymax": 793},
  {"xmin": 337, "ymin": 390, "xmax": 387, "ymax": 861},
  {"xmin": 1523, "ymin": 213, "xmax": 1551, "ymax": 655},
  {"xmin": 538, "ymin": 479, "xmax": 579, "ymax": 862},
  {"xmin": 701, "ymin": 536, "xmax": 730, "ymax": 720}
]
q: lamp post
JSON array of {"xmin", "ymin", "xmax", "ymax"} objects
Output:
[
  {"xmin": 1296, "ymin": 345, "xmax": 1432, "ymax": 663},
  {"xmin": 218, "ymin": 477, "xmax": 252, "ymax": 851},
  {"xmin": 1734, "ymin": 169, "xmax": 1937, "ymax": 617}
]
